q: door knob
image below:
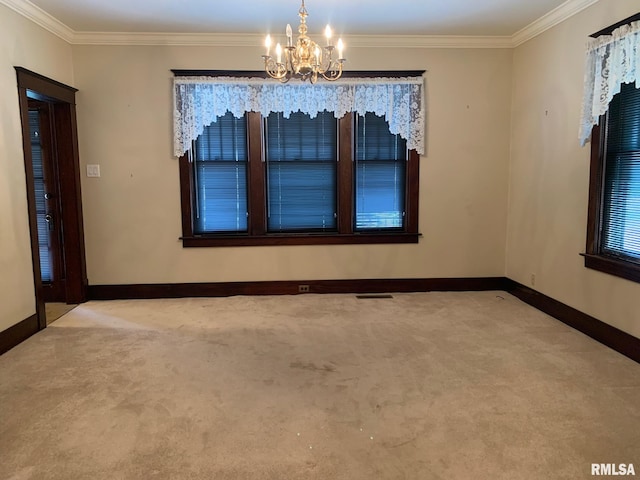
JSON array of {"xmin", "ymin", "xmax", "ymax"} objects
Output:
[{"xmin": 44, "ymin": 214, "xmax": 54, "ymax": 231}]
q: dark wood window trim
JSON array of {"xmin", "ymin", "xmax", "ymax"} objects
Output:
[
  {"xmin": 590, "ymin": 13, "xmax": 640, "ymax": 38},
  {"xmin": 171, "ymin": 70, "xmax": 426, "ymax": 79},
  {"xmin": 584, "ymin": 16, "xmax": 640, "ymax": 284},
  {"xmin": 177, "ymin": 70, "xmax": 422, "ymax": 247},
  {"xmin": 179, "ymin": 112, "xmax": 420, "ymax": 247}
]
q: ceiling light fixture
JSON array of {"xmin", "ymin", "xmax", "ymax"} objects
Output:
[{"xmin": 262, "ymin": 0, "xmax": 345, "ymax": 83}]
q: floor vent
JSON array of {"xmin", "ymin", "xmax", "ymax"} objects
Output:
[{"xmin": 355, "ymin": 294, "xmax": 394, "ymax": 299}]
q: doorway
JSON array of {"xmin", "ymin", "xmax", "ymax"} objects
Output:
[{"xmin": 16, "ymin": 67, "xmax": 88, "ymax": 329}]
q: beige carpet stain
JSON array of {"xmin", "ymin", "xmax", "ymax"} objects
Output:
[{"xmin": 0, "ymin": 292, "xmax": 639, "ymax": 479}]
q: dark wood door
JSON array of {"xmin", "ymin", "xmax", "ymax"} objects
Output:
[{"xmin": 28, "ymin": 99, "xmax": 66, "ymax": 303}]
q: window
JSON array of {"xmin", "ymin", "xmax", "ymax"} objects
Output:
[
  {"xmin": 599, "ymin": 84, "xmax": 640, "ymax": 260},
  {"xmin": 265, "ymin": 111, "xmax": 338, "ymax": 233},
  {"xmin": 585, "ymin": 15, "xmax": 640, "ymax": 283},
  {"xmin": 355, "ymin": 113, "xmax": 407, "ymax": 231},
  {"xmin": 192, "ymin": 112, "xmax": 248, "ymax": 234},
  {"xmin": 179, "ymin": 111, "xmax": 420, "ymax": 247}
]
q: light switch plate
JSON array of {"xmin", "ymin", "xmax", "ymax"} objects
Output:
[{"xmin": 86, "ymin": 164, "xmax": 101, "ymax": 177}]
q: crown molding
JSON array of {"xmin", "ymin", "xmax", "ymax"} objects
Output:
[
  {"xmin": 70, "ymin": 32, "xmax": 514, "ymax": 48},
  {"xmin": 70, "ymin": 32, "xmax": 262, "ymax": 47},
  {"xmin": 511, "ymin": 0, "xmax": 599, "ymax": 47},
  {"xmin": 347, "ymin": 35, "xmax": 513, "ymax": 49},
  {"xmin": 1, "ymin": 0, "xmax": 600, "ymax": 49},
  {"xmin": 0, "ymin": 0, "xmax": 74, "ymax": 43}
]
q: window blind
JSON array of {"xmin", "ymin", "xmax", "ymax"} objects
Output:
[
  {"xmin": 355, "ymin": 113, "xmax": 407, "ymax": 230},
  {"xmin": 602, "ymin": 82, "xmax": 640, "ymax": 261},
  {"xmin": 193, "ymin": 112, "xmax": 248, "ymax": 233},
  {"xmin": 29, "ymin": 110, "xmax": 53, "ymax": 282},
  {"xmin": 265, "ymin": 111, "xmax": 337, "ymax": 232}
]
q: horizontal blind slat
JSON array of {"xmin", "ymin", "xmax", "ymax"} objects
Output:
[
  {"xmin": 265, "ymin": 112, "xmax": 337, "ymax": 232},
  {"xmin": 602, "ymin": 82, "xmax": 640, "ymax": 260},
  {"xmin": 194, "ymin": 112, "xmax": 248, "ymax": 233},
  {"xmin": 355, "ymin": 113, "xmax": 407, "ymax": 230}
]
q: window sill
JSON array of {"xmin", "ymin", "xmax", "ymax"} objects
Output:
[
  {"xmin": 182, "ymin": 232, "xmax": 421, "ymax": 247},
  {"xmin": 582, "ymin": 253, "xmax": 640, "ymax": 284}
]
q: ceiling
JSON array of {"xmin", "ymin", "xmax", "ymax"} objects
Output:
[{"xmin": 18, "ymin": 0, "xmax": 578, "ymax": 36}]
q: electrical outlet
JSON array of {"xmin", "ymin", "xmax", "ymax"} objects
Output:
[{"xmin": 298, "ymin": 285, "xmax": 310, "ymax": 293}]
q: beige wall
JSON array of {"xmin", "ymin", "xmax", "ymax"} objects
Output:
[
  {"xmin": 72, "ymin": 46, "xmax": 512, "ymax": 285},
  {"xmin": 0, "ymin": 4, "xmax": 74, "ymax": 331},
  {"xmin": 507, "ymin": 0, "xmax": 640, "ymax": 338},
  {"xmin": 10, "ymin": 0, "xmax": 638, "ymax": 343}
]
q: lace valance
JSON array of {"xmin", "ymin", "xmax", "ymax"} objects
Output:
[
  {"xmin": 173, "ymin": 76, "xmax": 425, "ymax": 156},
  {"xmin": 580, "ymin": 21, "xmax": 640, "ymax": 146}
]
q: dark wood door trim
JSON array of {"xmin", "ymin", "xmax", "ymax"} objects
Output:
[
  {"xmin": 17, "ymin": 85, "xmax": 46, "ymax": 329},
  {"xmin": 53, "ymin": 101, "xmax": 88, "ymax": 304},
  {"xmin": 16, "ymin": 67, "xmax": 87, "ymax": 330}
]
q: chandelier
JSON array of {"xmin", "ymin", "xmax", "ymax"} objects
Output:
[{"xmin": 262, "ymin": 0, "xmax": 345, "ymax": 83}]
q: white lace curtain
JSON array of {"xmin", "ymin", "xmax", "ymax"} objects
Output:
[
  {"xmin": 173, "ymin": 76, "xmax": 425, "ymax": 157},
  {"xmin": 580, "ymin": 21, "xmax": 640, "ymax": 146}
]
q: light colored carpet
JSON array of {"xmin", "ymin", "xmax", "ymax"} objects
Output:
[{"xmin": 0, "ymin": 292, "xmax": 638, "ymax": 479}]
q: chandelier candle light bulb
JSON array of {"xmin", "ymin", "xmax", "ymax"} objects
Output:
[
  {"xmin": 261, "ymin": 0, "xmax": 345, "ymax": 83},
  {"xmin": 286, "ymin": 24, "xmax": 293, "ymax": 46},
  {"xmin": 265, "ymin": 34, "xmax": 271, "ymax": 56}
]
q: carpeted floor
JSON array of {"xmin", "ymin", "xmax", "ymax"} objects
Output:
[{"xmin": 0, "ymin": 292, "xmax": 638, "ymax": 479}]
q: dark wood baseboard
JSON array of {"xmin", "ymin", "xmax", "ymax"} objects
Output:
[
  {"xmin": 504, "ymin": 280, "xmax": 640, "ymax": 364},
  {"xmin": 0, "ymin": 314, "xmax": 39, "ymax": 356},
  {"xmin": 4, "ymin": 279, "xmax": 636, "ymax": 365},
  {"xmin": 88, "ymin": 277, "xmax": 510, "ymax": 300}
]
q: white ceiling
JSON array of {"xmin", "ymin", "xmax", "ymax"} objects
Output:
[
  {"xmin": 0, "ymin": 0, "xmax": 600, "ymax": 47},
  {"xmin": 16, "ymin": 0, "xmax": 578, "ymax": 36}
]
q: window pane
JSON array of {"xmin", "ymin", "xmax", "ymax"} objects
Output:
[
  {"xmin": 355, "ymin": 113, "xmax": 407, "ymax": 230},
  {"xmin": 193, "ymin": 112, "xmax": 248, "ymax": 233},
  {"xmin": 265, "ymin": 111, "xmax": 337, "ymax": 232},
  {"xmin": 602, "ymin": 82, "xmax": 640, "ymax": 261},
  {"xmin": 29, "ymin": 110, "xmax": 53, "ymax": 282}
]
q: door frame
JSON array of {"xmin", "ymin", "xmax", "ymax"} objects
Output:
[{"xmin": 16, "ymin": 67, "xmax": 88, "ymax": 329}]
